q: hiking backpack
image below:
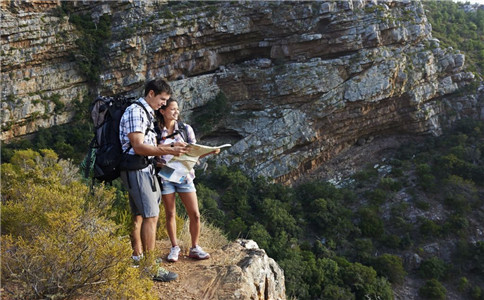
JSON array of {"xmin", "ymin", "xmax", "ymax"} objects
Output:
[{"xmin": 84, "ymin": 95, "xmax": 151, "ymax": 183}]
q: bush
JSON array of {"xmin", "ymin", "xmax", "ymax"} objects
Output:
[
  {"xmin": 1, "ymin": 150, "xmax": 155, "ymax": 299},
  {"xmin": 358, "ymin": 208, "xmax": 384, "ymax": 238},
  {"xmin": 416, "ymin": 163, "xmax": 436, "ymax": 192},
  {"xmin": 371, "ymin": 254, "xmax": 407, "ymax": 284},
  {"xmin": 365, "ymin": 188, "xmax": 388, "ymax": 205},
  {"xmin": 378, "ymin": 177, "xmax": 402, "ymax": 192},
  {"xmin": 419, "ymin": 279, "xmax": 447, "ymax": 300},
  {"xmin": 419, "ymin": 218, "xmax": 441, "ymax": 238},
  {"xmin": 442, "ymin": 175, "xmax": 478, "ymax": 213},
  {"xmin": 419, "ymin": 257, "xmax": 447, "ymax": 280}
]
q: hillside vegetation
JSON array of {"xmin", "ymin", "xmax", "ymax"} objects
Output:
[
  {"xmin": 2, "ymin": 120, "xmax": 483, "ymax": 299},
  {"xmin": 423, "ymin": 1, "xmax": 484, "ymax": 75},
  {"xmin": 194, "ymin": 118, "xmax": 484, "ymax": 299}
]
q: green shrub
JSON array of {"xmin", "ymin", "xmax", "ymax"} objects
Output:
[
  {"xmin": 352, "ymin": 166, "xmax": 378, "ymax": 183},
  {"xmin": 471, "ymin": 286, "xmax": 482, "ymax": 299},
  {"xmin": 419, "ymin": 218, "xmax": 441, "ymax": 238},
  {"xmin": 381, "ymin": 234, "xmax": 402, "ymax": 249},
  {"xmin": 358, "ymin": 208, "xmax": 384, "ymax": 238},
  {"xmin": 443, "ymin": 214, "xmax": 469, "ymax": 237},
  {"xmin": 1, "ymin": 150, "xmax": 154, "ymax": 299},
  {"xmin": 442, "ymin": 175, "xmax": 478, "ymax": 213},
  {"xmin": 193, "ymin": 91, "xmax": 231, "ymax": 135},
  {"xmin": 458, "ymin": 276, "xmax": 469, "ymax": 293},
  {"xmin": 371, "ymin": 254, "xmax": 407, "ymax": 284},
  {"xmin": 365, "ymin": 188, "xmax": 388, "ymax": 205},
  {"xmin": 340, "ymin": 261, "xmax": 393, "ymax": 299},
  {"xmin": 419, "ymin": 257, "xmax": 447, "ymax": 280},
  {"xmin": 378, "ymin": 177, "xmax": 402, "ymax": 192},
  {"xmin": 415, "ymin": 199, "xmax": 431, "ymax": 210},
  {"xmin": 419, "ymin": 279, "xmax": 447, "ymax": 300},
  {"xmin": 416, "ymin": 163, "xmax": 436, "ymax": 192}
]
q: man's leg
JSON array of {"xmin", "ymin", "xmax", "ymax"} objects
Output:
[
  {"xmin": 141, "ymin": 215, "xmax": 159, "ymax": 252},
  {"xmin": 131, "ymin": 214, "xmax": 144, "ymax": 256}
]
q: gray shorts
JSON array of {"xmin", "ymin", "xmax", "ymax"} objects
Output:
[{"xmin": 120, "ymin": 169, "xmax": 161, "ymax": 218}]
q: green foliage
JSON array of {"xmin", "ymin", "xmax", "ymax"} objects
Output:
[
  {"xmin": 419, "ymin": 218, "xmax": 442, "ymax": 238},
  {"xmin": 193, "ymin": 91, "xmax": 231, "ymax": 135},
  {"xmin": 416, "ymin": 163, "xmax": 437, "ymax": 192},
  {"xmin": 458, "ymin": 276, "xmax": 469, "ymax": 292},
  {"xmin": 419, "ymin": 279, "xmax": 447, "ymax": 300},
  {"xmin": 358, "ymin": 207, "xmax": 384, "ymax": 238},
  {"xmin": 2, "ymin": 94, "xmax": 93, "ymax": 164},
  {"xmin": 340, "ymin": 260, "xmax": 393, "ymax": 299},
  {"xmin": 371, "ymin": 254, "xmax": 407, "ymax": 284},
  {"xmin": 197, "ymin": 167, "xmax": 391, "ymax": 299},
  {"xmin": 442, "ymin": 175, "xmax": 478, "ymax": 213},
  {"xmin": 6, "ymin": 116, "xmax": 481, "ymax": 299},
  {"xmin": 364, "ymin": 188, "xmax": 388, "ymax": 205},
  {"xmin": 419, "ymin": 257, "xmax": 448, "ymax": 280},
  {"xmin": 2, "ymin": 121, "xmax": 92, "ymax": 164},
  {"xmin": 69, "ymin": 13, "xmax": 112, "ymax": 84},
  {"xmin": 1, "ymin": 150, "xmax": 155, "ymax": 299},
  {"xmin": 378, "ymin": 177, "xmax": 402, "ymax": 192},
  {"xmin": 196, "ymin": 183, "xmax": 225, "ymax": 227},
  {"xmin": 424, "ymin": 1, "xmax": 484, "ymax": 74},
  {"xmin": 352, "ymin": 165, "xmax": 379, "ymax": 183}
]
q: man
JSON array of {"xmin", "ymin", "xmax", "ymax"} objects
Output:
[{"xmin": 119, "ymin": 78, "xmax": 188, "ymax": 281}]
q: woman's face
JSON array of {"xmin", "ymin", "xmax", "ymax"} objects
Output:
[{"xmin": 160, "ymin": 101, "xmax": 179, "ymax": 122}]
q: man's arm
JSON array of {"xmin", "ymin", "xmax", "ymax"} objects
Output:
[{"xmin": 128, "ymin": 132, "xmax": 188, "ymax": 156}]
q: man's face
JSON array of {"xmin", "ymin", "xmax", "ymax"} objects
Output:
[{"xmin": 146, "ymin": 90, "xmax": 171, "ymax": 110}]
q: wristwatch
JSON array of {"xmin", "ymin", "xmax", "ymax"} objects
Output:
[{"xmin": 170, "ymin": 142, "xmax": 174, "ymax": 147}]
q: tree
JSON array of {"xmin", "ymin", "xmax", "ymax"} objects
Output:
[
  {"xmin": 371, "ymin": 254, "xmax": 407, "ymax": 284},
  {"xmin": 419, "ymin": 279, "xmax": 447, "ymax": 300}
]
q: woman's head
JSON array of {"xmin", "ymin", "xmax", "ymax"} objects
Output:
[{"xmin": 156, "ymin": 98, "xmax": 180, "ymax": 127}]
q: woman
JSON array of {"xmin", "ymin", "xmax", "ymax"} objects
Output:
[{"xmin": 155, "ymin": 98, "xmax": 219, "ymax": 262}]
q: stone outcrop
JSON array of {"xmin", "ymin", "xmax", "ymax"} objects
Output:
[
  {"xmin": 1, "ymin": 0, "xmax": 481, "ymax": 183},
  {"xmin": 167, "ymin": 239, "xmax": 286, "ymax": 300}
]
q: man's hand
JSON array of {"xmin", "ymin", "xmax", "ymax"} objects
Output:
[
  {"xmin": 157, "ymin": 141, "xmax": 190, "ymax": 156},
  {"xmin": 172, "ymin": 145, "xmax": 189, "ymax": 156}
]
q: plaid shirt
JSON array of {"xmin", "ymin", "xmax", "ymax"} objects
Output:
[
  {"xmin": 119, "ymin": 97, "xmax": 156, "ymax": 156},
  {"xmin": 159, "ymin": 122, "xmax": 197, "ymax": 182}
]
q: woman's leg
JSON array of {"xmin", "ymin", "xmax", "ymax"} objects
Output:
[
  {"xmin": 162, "ymin": 193, "xmax": 178, "ymax": 247},
  {"xmin": 179, "ymin": 192, "xmax": 200, "ymax": 248}
]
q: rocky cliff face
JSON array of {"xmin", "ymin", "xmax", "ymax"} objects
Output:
[{"xmin": 1, "ymin": 0, "xmax": 480, "ymax": 183}]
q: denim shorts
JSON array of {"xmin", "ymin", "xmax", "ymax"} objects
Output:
[{"xmin": 161, "ymin": 180, "xmax": 196, "ymax": 195}]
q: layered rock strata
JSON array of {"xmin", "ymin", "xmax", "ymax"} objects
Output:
[{"xmin": 1, "ymin": 0, "xmax": 479, "ymax": 183}]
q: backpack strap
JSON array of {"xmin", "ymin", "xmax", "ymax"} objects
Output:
[
  {"xmin": 132, "ymin": 101, "xmax": 155, "ymax": 136},
  {"xmin": 157, "ymin": 121, "xmax": 189, "ymax": 142},
  {"xmin": 177, "ymin": 121, "xmax": 189, "ymax": 143}
]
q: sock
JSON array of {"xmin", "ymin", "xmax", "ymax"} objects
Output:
[{"xmin": 132, "ymin": 254, "xmax": 143, "ymax": 262}]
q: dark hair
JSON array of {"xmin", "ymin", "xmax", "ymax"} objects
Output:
[
  {"xmin": 144, "ymin": 78, "xmax": 172, "ymax": 97},
  {"xmin": 155, "ymin": 98, "xmax": 181, "ymax": 130}
]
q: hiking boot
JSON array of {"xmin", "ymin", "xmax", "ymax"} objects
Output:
[
  {"xmin": 188, "ymin": 245, "xmax": 210, "ymax": 260},
  {"xmin": 167, "ymin": 246, "xmax": 180, "ymax": 262},
  {"xmin": 153, "ymin": 265, "xmax": 178, "ymax": 282}
]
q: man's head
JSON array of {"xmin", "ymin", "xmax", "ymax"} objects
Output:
[{"xmin": 144, "ymin": 79, "xmax": 172, "ymax": 110}]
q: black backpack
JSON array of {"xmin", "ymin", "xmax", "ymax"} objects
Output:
[{"xmin": 83, "ymin": 95, "xmax": 151, "ymax": 183}]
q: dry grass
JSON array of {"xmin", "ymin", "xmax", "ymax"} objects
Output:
[
  {"xmin": 156, "ymin": 204, "xmax": 185, "ymax": 240},
  {"xmin": 177, "ymin": 217, "xmax": 229, "ymax": 255}
]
